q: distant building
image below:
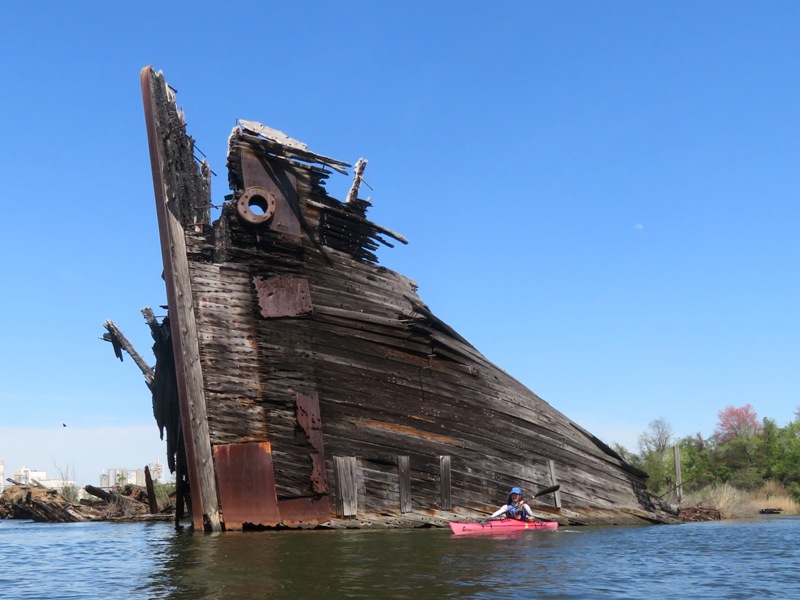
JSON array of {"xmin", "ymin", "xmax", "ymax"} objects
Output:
[
  {"xmin": 10, "ymin": 466, "xmax": 78, "ymax": 493},
  {"xmin": 12, "ymin": 466, "xmax": 47, "ymax": 485},
  {"xmin": 99, "ymin": 461, "xmax": 165, "ymax": 488},
  {"xmin": 100, "ymin": 468, "xmax": 131, "ymax": 488},
  {"xmin": 6, "ymin": 466, "xmax": 80, "ymax": 498},
  {"xmin": 148, "ymin": 461, "xmax": 164, "ymax": 484},
  {"xmin": 38, "ymin": 477, "xmax": 82, "ymax": 498}
]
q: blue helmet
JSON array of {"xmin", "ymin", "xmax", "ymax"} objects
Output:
[{"xmin": 510, "ymin": 487, "xmax": 522, "ymax": 495}]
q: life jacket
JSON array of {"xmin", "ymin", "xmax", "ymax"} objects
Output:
[{"xmin": 505, "ymin": 501, "xmax": 528, "ymax": 521}]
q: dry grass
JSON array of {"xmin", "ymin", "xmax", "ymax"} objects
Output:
[
  {"xmin": 681, "ymin": 483, "xmax": 758, "ymax": 519},
  {"xmin": 680, "ymin": 481, "xmax": 799, "ymax": 519},
  {"xmin": 751, "ymin": 480, "xmax": 800, "ymax": 515}
]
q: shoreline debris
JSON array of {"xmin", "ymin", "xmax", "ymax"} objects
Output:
[
  {"xmin": 677, "ymin": 506, "xmax": 722, "ymax": 522},
  {"xmin": 0, "ymin": 480, "xmax": 174, "ymax": 523}
]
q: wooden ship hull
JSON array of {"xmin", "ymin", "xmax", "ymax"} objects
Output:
[{"xmin": 137, "ymin": 66, "xmax": 677, "ymax": 531}]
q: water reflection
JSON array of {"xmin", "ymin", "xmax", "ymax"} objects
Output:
[
  {"xmin": 3, "ymin": 516, "xmax": 799, "ymax": 599},
  {"xmin": 146, "ymin": 527, "xmax": 509, "ymax": 598},
  {"xmin": 142, "ymin": 519, "xmax": 800, "ymax": 599}
]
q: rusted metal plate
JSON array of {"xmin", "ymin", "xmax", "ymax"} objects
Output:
[
  {"xmin": 307, "ymin": 452, "xmax": 328, "ymax": 495},
  {"xmin": 214, "ymin": 442, "xmax": 281, "ymax": 530},
  {"xmin": 253, "ymin": 275, "xmax": 313, "ymax": 318},
  {"xmin": 296, "ymin": 392, "xmax": 328, "ymax": 494},
  {"xmin": 240, "ymin": 148, "xmax": 301, "ymax": 240},
  {"xmin": 278, "ymin": 496, "xmax": 331, "ymax": 526}
]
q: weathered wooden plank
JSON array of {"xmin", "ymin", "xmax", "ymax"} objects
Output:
[
  {"xmin": 398, "ymin": 456, "xmax": 411, "ymax": 513},
  {"xmin": 334, "ymin": 456, "xmax": 358, "ymax": 517},
  {"xmin": 202, "ymin": 316, "xmax": 636, "ymax": 494},
  {"xmin": 440, "ymin": 455, "xmax": 452, "ymax": 510},
  {"xmin": 140, "ymin": 67, "xmax": 221, "ymax": 532},
  {"xmin": 548, "ymin": 459, "xmax": 563, "ymax": 509}
]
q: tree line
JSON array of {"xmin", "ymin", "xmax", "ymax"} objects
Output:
[{"xmin": 615, "ymin": 404, "xmax": 800, "ymax": 500}]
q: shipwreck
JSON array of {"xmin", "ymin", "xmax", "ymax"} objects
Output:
[{"xmin": 104, "ymin": 66, "xmax": 677, "ymax": 531}]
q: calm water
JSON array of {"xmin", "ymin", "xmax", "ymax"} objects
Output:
[{"xmin": 1, "ymin": 516, "xmax": 798, "ymax": 599}]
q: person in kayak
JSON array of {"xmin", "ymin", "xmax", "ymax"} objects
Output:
[{"xmin": 489, "ymin": 487, "xmax": 536, "ymax": 521}]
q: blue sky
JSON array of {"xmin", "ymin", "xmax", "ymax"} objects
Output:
[{"xmin": 1, "ymin": 2, "xmax": 798, "ymax": 485}]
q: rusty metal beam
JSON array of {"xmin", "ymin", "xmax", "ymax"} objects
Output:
[{"xmin": 296, "ymin": 392, "xmax": 329, "ymax": 495}]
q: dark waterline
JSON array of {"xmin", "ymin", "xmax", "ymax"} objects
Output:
[{"xmin": 1, "ymin": 517, "xmax": 798, "ymax": 599}]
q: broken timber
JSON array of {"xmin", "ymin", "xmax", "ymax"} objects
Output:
[{"xmin": 129, "ymin": 66, "xmax": 678, "ymax": 531}]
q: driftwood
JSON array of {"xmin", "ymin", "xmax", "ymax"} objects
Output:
[
  {"xmin": 0, "ymin": 482, "xmax": 173, "ymax": 523},
  {"xmin": 84, "ymin": 484, "xmax": 151, "ymax": 519},
  {"xmin": 85, "ymin": 484, "xmax": 149, "ymax": 506},
  {"xmin": 0, "ymin": 485, "xmax": 98, "ymax": 522},
  {"xmin": 84, "ymin": 484, "xmax": 119, "ymax": 503},
  {"xmin": 678, "ymin": 506, "xmax": 722, "ymax": 522}
]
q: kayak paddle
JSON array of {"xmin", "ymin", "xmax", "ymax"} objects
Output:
[
  {"xmin": 533, "ymin": 484, "xmax": 560, "ymax": 498},
  {"xmin": 483, "ymin": 485, "xmax": 561, "ymax": 521}
]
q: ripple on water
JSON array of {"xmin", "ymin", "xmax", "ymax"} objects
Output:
[{"xmin": 1, "ymin": 516, "xmax": 799, "ymax": 599}]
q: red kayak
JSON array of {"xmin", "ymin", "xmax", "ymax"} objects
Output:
[{"xmin": 449, "ymin": 519, "xmax": 559, "ymax": 535}]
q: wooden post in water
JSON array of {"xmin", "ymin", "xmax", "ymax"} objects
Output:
[
  {"xmin": 439, "ymin": 456, "xmax": 452, "ymax": 510},
  {"xmin": 334, "ymin": 456, "xmax": 358, "ymax": 517},
  {"xmin": 144, "ymin": 466, "xmax": 158, "ymax": 514},
  {"xmin": 548, "ymin": 459, "xmax": 562, "ymax": 509},
  {"xmin": 673, "ymin": 445, "xmax": 683, "ymax": 502},
  {"xmin": 398, "ymin": 456, "xmax": 411, "ymax": 513}
]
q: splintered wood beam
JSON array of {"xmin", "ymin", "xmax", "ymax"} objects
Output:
[
  {"xmin": 103, "ymin": 320, "xmax": 155, "ymax": 390},
  {"xmin": 306, "ymin": 199, "xmax": 409, "ymax": 245},
  {"xmin": 236, "ymin": 124, "xmax": 351, "ymax": 174},
  {"xmin": 345, "ymin": 158, "xmax": 367, "ymax": 205},
  {"xmin": 141, "ymin": 307, "xmax": 160, "ymax": 339}
]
